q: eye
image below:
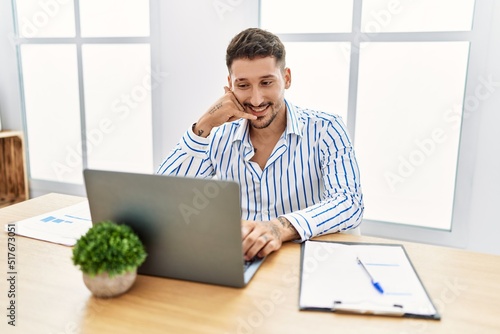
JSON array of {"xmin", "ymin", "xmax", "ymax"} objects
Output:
[
  {"xmin": 237, "ymin": 83, "xmax": 250, "ymax": 89},
  {"xmin": 261, "ymin": 80, "xmax": 273, "ymax": 86}
]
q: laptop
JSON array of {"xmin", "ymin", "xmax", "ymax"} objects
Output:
[{"xmin": 83, "ymin": 169, "xmax": 265, "ymax": 288}]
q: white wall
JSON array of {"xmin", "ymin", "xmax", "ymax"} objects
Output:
[
  {"xmin": 465, "ymin": 0, "xmax": 500, "ymax": 255},
  {"xmin": 0, "ymin": 1, "xmax": 499, "ymax": 255}
]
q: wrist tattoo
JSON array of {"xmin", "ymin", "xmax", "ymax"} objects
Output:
[
  {"xmin": 277, "ymin": 216, "xmax": 289, "ymax": 228},
  {"xmin": 192, "ymin": 123, "xmax": 205, "ymax": 137},
  {"xmin": 269, "ymin": 222, "xmax": 281, "ymax": 240},
  {"xmin": 278, "ymin": 216, "xmax": 299, "ymax": 238},
  {"xmin": 209, "ymin": 102, "xmax": 223, "ymax": 115}
]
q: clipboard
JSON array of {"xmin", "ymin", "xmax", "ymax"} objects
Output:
[{"xmin": 299, "ymin": 240, "xmax": 441, "ymax": 320}]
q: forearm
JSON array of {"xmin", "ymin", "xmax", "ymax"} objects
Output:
[
  {"xmin": 282, "ymin": 193, "xmax": 364, "ymax": 241},
  {"xmin": 192, "ymin": 110, "xmax": 219, "ymax": 138},
  {"xmin": 159, "ymin": 86, "xmax": 255, "ymax": 176},
  {"xmin": 192, "ymin": 86, "xmax": 255, "ymax": 138}
]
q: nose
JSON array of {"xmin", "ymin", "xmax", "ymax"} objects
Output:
[{"xmin": 249, "ymin": 87, "xmax": 265, "ymax": 107}]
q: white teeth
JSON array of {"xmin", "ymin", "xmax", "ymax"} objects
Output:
[{"xmin": 250, "ymin": 105, "xmax": 268, "ymax": 112}]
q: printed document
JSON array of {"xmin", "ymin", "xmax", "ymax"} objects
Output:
[{"xmin": 5, "ymin": 201, "xmax": 92, "ymax": 246}]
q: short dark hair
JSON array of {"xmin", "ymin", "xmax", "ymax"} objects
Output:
[{"xmin": 226, "ymin": 28, "xmax": 286, "ymax": 72}]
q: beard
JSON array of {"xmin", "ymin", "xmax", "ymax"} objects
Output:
[{"xmin": 245, "ymin": 100, "xmax": 284, "ymax": 129}]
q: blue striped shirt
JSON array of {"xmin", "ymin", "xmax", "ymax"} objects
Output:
[{"xmin": 157, "ymin": 101, "xmax": 364, "ymax": 241}]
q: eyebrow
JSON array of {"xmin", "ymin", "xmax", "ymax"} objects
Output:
[{"xmin": 234, "ymin": 74, "xmax": 278, "ymax": 82}]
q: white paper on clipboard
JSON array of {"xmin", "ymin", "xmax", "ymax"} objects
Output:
[{"xmin": 299, "ymin": 240, "xmax": 440, "ymax": 319}]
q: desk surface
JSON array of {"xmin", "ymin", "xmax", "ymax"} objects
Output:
[{"xmin": 1, "ymin": 193, "xmax": 499, "ymax": 334}]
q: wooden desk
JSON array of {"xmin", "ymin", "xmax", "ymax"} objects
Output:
[{"xmin": 1, "ymin": 194, "xmax": 499, "ymax": 334}]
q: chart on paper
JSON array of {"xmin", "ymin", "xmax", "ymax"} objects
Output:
[{"xmin": 5, "ymin": 201, "xmax": 92, "ymax": 246}]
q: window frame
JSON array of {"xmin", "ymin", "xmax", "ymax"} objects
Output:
[{"xmin": 12, "ymin": 0, "xmax": 162, "ymax": 197}]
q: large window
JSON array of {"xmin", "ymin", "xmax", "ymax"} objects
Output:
[
  {"xmin": 14, "ymin": 0, "xmax": 153, "ymax": 187},
  {"xmin": 261, "ymin": 0, "xmax": 476, "ymax": 242}
]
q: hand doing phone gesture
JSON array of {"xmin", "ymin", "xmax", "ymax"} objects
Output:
[{"xmin": 193, "ymin": 87, "xmax": 256, "ymax": 138}]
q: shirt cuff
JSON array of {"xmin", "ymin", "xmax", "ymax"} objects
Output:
[
  {"xmin": 179, "ymin": 126, "xmax": 210, "ymax": 158},
  {"xmin": 281, "ymin": 213, "xmax": 314, "ymax": 243}
]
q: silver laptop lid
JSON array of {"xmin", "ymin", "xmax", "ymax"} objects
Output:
[{"xmin": 83, "ymin": 169, "xmax": 250, "ymax": 288}]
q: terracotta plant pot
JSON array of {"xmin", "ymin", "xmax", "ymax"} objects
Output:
[{"xmin": 83, "ymin": 270, "xmax": 137, "ymax": 298}]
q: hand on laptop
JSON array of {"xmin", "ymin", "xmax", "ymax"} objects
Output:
[
  {"xmin": 192, "ymin": 87, "xmax": 257, "ymax": 138},
  {"xmin": 241, "ymin": 217, "xmax": 300, "ymax": 260}
]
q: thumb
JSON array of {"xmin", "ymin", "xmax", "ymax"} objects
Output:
[{"xmin": 224, "ymin": 86, "xmax": 231, "ymax": 94}]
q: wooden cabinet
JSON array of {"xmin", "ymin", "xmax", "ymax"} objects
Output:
[{"xmin": 0, "ymin": 131, "xmax": 29, "ymax": 208}]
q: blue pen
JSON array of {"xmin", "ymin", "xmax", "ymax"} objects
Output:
[{"xmin": 357, "ymin": 257, "xmax": 384, "ymax": 294}]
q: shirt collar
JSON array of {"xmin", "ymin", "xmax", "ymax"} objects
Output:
[{"xmin": 284, "ymin": 100, "xmax": 304, "ymax": 137}]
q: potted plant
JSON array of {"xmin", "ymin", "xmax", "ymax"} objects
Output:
[{"xmin": 72, "ymin": 221, "xmax": 147, "ymax": 298}]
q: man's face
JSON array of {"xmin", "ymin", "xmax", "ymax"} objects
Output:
[{"xmin": 228, "ymin": 57, "xmax": 291, "ymax": 129}]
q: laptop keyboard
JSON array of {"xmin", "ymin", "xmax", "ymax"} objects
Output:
[{"xmin": 244, "ymin": 257, "xmax": 257, "ymax": 271}]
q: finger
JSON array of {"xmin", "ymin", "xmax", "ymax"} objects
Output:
[
  {"xmin": 257, "ymin": 240, "xmax": 279, "ymax": 258},
  {"xmin": 242, "ymin": 228, "xmax": 261, "ymax": 259},
  {"xmin": 241, "ymin": 220, "xmax": 254, "ymax": 239},
  {"xmin": 230, "ymin": 94, "xmax": 245, "ymax": 112},
  {"xmin": 244, "ymin": 233, "xmax": 271, "ymax": 260},
  {"xmin": 223, "ymin": 87, "xmax": 258, "ymax": 121},
  {"xmin": 244, "ymin": 237, "xmax": 265, "ymax": 261},
  {"xmin": 228, "ymin": 112, "xmax": 257, "ymax": 123},
  {"xmin": 224, "ymin": 87, "xmax": 245, "ymax": 112},
  {"xmin": 242, "ymin": 228, "xmax": 257, "ymax": 257}
]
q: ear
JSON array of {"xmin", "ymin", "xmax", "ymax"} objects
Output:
[
  {"xmin": 284, "ymin": 67, "xmax": 292, "ymax": 89},
  {"xmin": 227, "ymin": 75, "xmax": 232, "ymax": 89}
]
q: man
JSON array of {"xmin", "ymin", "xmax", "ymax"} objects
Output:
[{"xmin": 158, "ymin": 28, "xmax": 363, "ymax": 261}]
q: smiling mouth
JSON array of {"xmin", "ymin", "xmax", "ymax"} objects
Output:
[{"xmin": 246, "ymin": 104, "xmax": 271, "ymax": 115}]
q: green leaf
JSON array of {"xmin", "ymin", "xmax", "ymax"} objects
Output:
[{"xmin": 72, "ymin": 221, "xmax": 147, "ymax": 277}]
